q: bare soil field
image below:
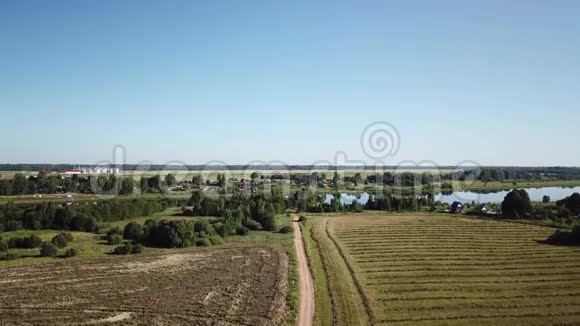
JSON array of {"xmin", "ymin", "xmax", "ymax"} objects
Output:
[{"xmin": 0, "ymin": 247, "xmax": 288, "ymax": 326}]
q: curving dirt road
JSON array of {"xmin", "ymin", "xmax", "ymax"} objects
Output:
[{"xmin": 293, "ymin": 215, "xmax": 315, "ymax": 326}]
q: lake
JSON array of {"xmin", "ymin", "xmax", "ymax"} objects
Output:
[{"xmin": 324, "ymin": 186, "xmax": 580, "ymax": 206}]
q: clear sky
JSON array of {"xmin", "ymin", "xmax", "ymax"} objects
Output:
[{"xmin": 1, "ymin": 1, "xmax": 579, "ymax": 167}]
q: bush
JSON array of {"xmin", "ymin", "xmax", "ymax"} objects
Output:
[
  {"xmin": 196, "ymin": 237, "xmax": 211, "ymax": 247},
  {"xmin": 182, "ymin": 208, "xmax": 194, "ymax": 216},
  {"xmin": 194, "ymin": 220, "xmax": 214, "ymax": 234},
  {"xmin": 298, "ymin": 215, "xmax": 308, "ymax": 222},
  {"xmin": 62, "ymin": 232, "xmax": 74, "ymax": 241},
  {"xmin": 113, "ymin": 243, "xmax": 143, "ymax": 255},
  {"xmin": 113, "ymin": 244, "xmax": 131, "ymax": 255},
  {"xmin": 130, "ymin": 244, "xmax": 144, "ymax": 254},
  {"xmin": 278, "ymin": 226, "xmax": 293, "ymax": 234},
  {"xmin": 28, "ymin": 235, "xmax": 43, "ymax": 248},
  {"xmin": 107, "ymin": 234, "xmax": 123, "ymax": 245},
  {"xmin": 8, "ymin": 235, "xmax": 42, "ymax": 249},
  {"xmin": 242, "ymin": 218, "xmax": 262, "ymax": 231},
  {"xmin": 107, "ymin": 227, "xmax": 123, "ymax": 237},
  {"xmin": 0, "ymin": 238, "xmax": 8, "ymax": 252},
  {"xmin": 5, "ymin": 221, "xmax": 22, "ymax": 231},
  {"xmin": 236, "ymin": 226, "xmax": 249, "ymax": 236},
  {"xmin": 123, "ymin": 222, "xmax": 144, "ymax": 241},
  {"xmin": 209, "ymin": 235, "xmax": 224, "ymax": 245},
  {"xmin": 213, "ymin": 222, "xmax": 226, "ymax": 237},
  {"xmin": 40, "ymin": 242, "xmax": 58, "ymax": 257},
  {"xmin": 544, "ymin": 226, "xmax": 580, "ymax": 246},
  {"xmin": 1, "ymin": 252, "xmax": 20, "ymax": 261},
  {"xmin": 51, "ymin": 233, "xmax": 69, "ymax": 248},
  {"xmin": 64, "ymin": 248, "xmax": 79, "ymax": 258},
  {"xmin": 261, "ymin": 215, "xmax": 277, "ymax": 232},
  {"xmin": 70, "ymin": 216, "xmax": 96, "ymax": 232}
]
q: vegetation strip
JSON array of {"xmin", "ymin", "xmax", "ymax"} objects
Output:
[{"xmin": 325, "ymin": 220, "xmax": 376, "ymax": 325}]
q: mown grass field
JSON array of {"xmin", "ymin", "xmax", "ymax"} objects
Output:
[{"xmin": 306, "ymin": 213, "xmax": 580, "ymax": 326}]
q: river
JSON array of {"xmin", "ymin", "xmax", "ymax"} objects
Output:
[{"xmin": 324, "ymin": 186, "xmax": 580, "ymax": 206}]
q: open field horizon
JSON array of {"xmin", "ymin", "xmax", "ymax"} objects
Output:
[{"xmin": 2, "ymin": 1, "xmax": 580, "ymax": 324}]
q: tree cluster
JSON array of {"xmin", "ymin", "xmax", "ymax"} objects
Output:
[
  {"xmin": 184, "ymin": 188, "xmax": 286, "ymax": 231},
  {"xmin": 0, "ymin": 173, "xmax": 135, "ymax": 196},
  {"xmin": 0, "ymin": 198, "xmax": 180, "ymax": 232},
  {"xmin": 133, "ymin": 219, "xmax": 229, "ymax": 248},
  {"xmin": 544, "ymin": 225, "xmax": 580, "ymax": 246},
  {"xmin": 290, "ymin": 187, "xmax": 433, "ymax": 214},
  {"xmin": 557, "ymin": 193, "xmax": 580, "ymax": 215}
]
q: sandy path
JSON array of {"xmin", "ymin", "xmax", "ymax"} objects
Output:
[{"xmin": 294, "ymin": 214, "xmax": 315, "ymax": 326}]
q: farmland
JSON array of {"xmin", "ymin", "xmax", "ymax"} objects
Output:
[
  {"xmin": 0, "ymin": 208, "xmax": 299, "ymax": 325},
  {"xmin": 306, "ymin": 213, "xmax": 580, "ymax": 325},
  {"xmin": 0, "ymin": 247, "xmax": 288, "ymax": 325}
]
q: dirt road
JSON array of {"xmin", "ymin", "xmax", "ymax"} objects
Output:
[{"xmin": 293, "ymin": 215, "xmax": 315, "ymax": 326}]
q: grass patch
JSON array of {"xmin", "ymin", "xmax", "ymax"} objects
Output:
[
  {"xmin": 327, "ymin": 213, "xmax": 580, "ymax": 325},
  {"xmin": 302, "ymin": 217, "xmax": 333, "ymax": 326}
]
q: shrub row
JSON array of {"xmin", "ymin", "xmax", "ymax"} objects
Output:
[{"xmin": 0, "ymin": 198, "xmax": 184, "ymax": 232}]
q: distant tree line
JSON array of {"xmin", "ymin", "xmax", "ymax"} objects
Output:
[
  {"xmin": 294, "ymin": 167, "xmax": 580, "ymax": 188},
  {"xmin": 0, "ymin": 198, "xmax": 184, "ymax": 232},
  {"xmin": 289, "ymin": 187, "xmax": 435, "ymax": 214},
  {"xmin": 0, "ymin": 172, "xmax": 135, "ymax": 196}
]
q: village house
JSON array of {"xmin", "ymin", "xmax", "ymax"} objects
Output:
[{"xmin": 450, "ymin": 201, "xmax": 464, "ymax": 214}]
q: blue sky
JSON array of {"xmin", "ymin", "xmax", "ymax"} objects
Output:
[{"xmin": 1, "ymin": 1, "xmax": 579, "ymax": 166}]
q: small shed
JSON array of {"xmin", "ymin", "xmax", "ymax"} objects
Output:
[
  {"xmin": 239, "ymin": 179, "xmax": 250, "ymax": 191},
  {"xmin": 451, "ymin": 201, "xmax": 464, "ymax": 214},
  {"xmin": 476, "ymin": 204, "xmax": 489, "ymax": 214}
]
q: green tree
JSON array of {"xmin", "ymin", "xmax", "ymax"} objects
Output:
[
  {"xmin": 165, "ymin": 174, "xmax": 177, "ymax": 187},
  {"xmin": 148, "ymin": 175, "xmax": 161, "ymax": 192},
  {"xmin": 119, "ymin": 178, "xmax": 134, "ymax": 195},
  {"xmin": 13, "ymin": 173, "xmax": 28, "ymax": 195},
  {"xmin": 501, "ymin": 189, "xmax": 533, "ymax": 218},
  {"xmin": 0, "ymin": 238, "xmax": 8, "ymax": 251},
  {"xmin": 51, "ymin": 233, "xmax": 69, "ymax": 248},
  {"xmin": 560, "ymin": 193, "xmax": 580, "ymax": 214},
  {"xmin": 40, "ymin": 242, "xmax": 58, "ymax": 257},
  {"xmin": 123, "ymin": 222, "xmax": 144, "ymax": 241},
  {"xmin": 139, "ymin": 177, "xmax": 149, "ymax": 193},
  {"xmin": 64, "ymin": 248, "xmax": 78, "ymax": 258}
]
